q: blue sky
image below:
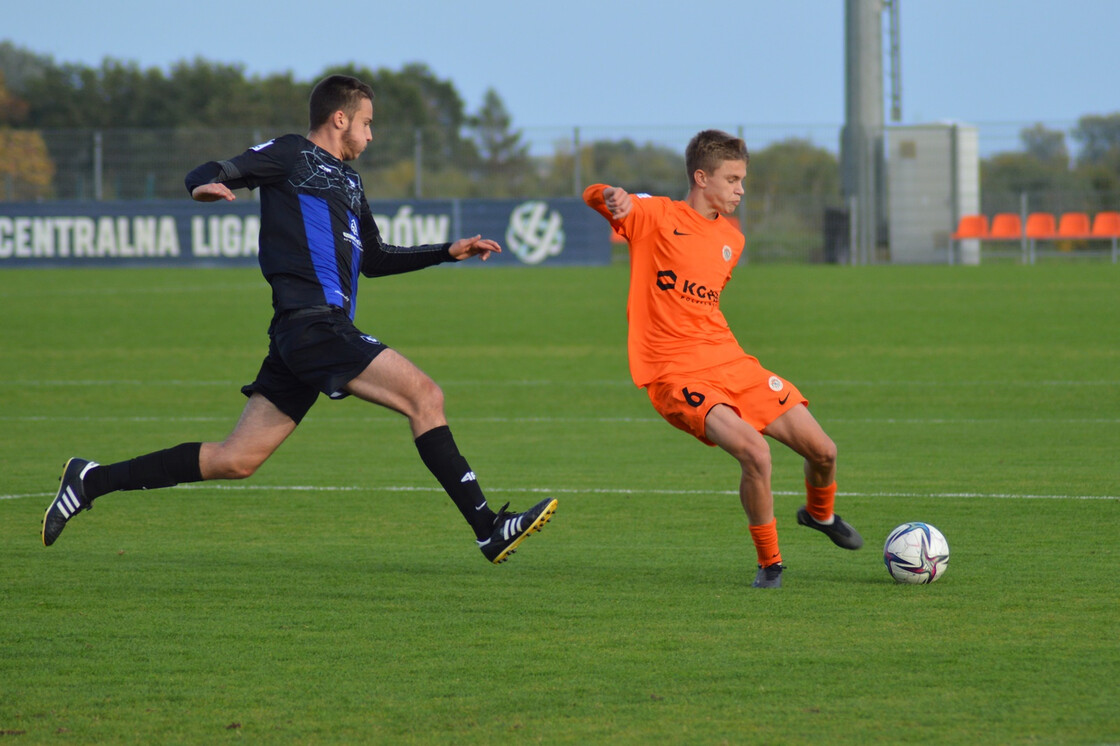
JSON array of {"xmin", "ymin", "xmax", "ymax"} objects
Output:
[{"xmin": 6, "ymin": 0, "xmax": 1118, "ymax": 155}]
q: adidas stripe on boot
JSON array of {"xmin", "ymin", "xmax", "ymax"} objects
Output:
[
  {"xmin": 478, "ymin": 498, "xmax": 557, "ymax": 564},
  {"xmin": 43, "ymin": 458, "xmax": 98, "ymax": 547}
]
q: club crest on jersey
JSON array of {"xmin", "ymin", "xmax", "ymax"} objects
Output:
[
  {"xmin": 343, "ymin": 215, "xmax": 363, "ymax": 251},
  {"xmin": 722, "ymin": 245, "xmax": 733, "ymax": 262},
  {"xmin": 769, "ymin": 376, "xmax": 784, "ymax": 392}
]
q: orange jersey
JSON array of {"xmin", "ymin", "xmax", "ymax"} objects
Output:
[{"xmin": 583, "ymin": 184, "xmax": 747, "ymax": 387}]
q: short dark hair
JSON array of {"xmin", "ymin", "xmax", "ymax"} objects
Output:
[
  {"xmin": 308, "ymin": 75, "xmax": 375, "ymax": 130},
  {"xmin": 685, "ymin": 130, "xmax": 749, "ymax": 186}
]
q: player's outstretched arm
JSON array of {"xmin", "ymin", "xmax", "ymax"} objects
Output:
[
  {"xmin": 191, "ymin": 183, "xmax": 237, "ymax": 203},
  {"xmin": 449, "ymin": 235, "xmax": 502, "ymax": 262}
]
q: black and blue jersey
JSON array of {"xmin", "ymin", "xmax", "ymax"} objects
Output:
[{"xmin": 185, "ymin": 134, "xmax": 452, "ymax": 320}]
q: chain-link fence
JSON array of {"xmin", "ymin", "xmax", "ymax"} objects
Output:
[
  {"xmin": 3, "ymin": 125, "xmax": 847, "ymax": 262},
  {"xmin": 2, "ymin": 122, "xmax": 1114, "ymax": 264},
  {"xmin": 18, "ymin": 124, "xmax": 845, "ymax": 202}
]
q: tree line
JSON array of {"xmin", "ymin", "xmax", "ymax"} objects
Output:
[
  {"xmin": 1, "ymin": 41, "xmax": 699, "ymax": 200},
  {"xmin": 982, "ymin": 119, "xmax": 1120, "ymax": 213},
  {"xmin": 1, "ymin": 39, "xmax": 1118, "ymax": 214}
]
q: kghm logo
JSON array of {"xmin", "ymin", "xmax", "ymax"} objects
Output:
[
  {"xmin": 654, "ymin": 268, "xmax": 720, "ymax": 304},
  {"xmin": 681, "ymin": 280, "xmax": 720, "ymax": 303},
  {"xmin": 506, "ymin": 201, "xmax": 565, "ymax": 265}
]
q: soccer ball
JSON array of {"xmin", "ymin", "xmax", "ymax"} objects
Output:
[{"xmin": 883, "ymin": 522, "xmax": 950, "ymax": 584}]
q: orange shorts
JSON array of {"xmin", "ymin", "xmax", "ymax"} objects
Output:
[{"xmin": 645, "ymin": 355, "xmax": 807, "ymax": 446}]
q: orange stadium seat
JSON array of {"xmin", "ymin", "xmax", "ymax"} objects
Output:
[
  {"xmin": 1090, "ymin": 211, "xmax": 1120, "ymax": 238},
  {"xmin": 951, "ymin": 214, "xmax": 989, "ymax": 240},
  {"xmin": 950, "ymin": 214, "xmax": 988, "ymax": 264},
  {"xmin": 1023, "ymin": 213, "xmax": 1056, "ymax": 264},
  {"xmin": 949, "ymin": 213, "xmax": 985, "ymax": 263},
  {"xmin": 1057, "ymin": 212, "xmax": 1092, "ymax": 239},
  {"xmin": 988, "ymin": 213, "xmax": 1022, "ymax": 240},
  {"xmin": 1090, "ymin": 211, "xmax": 1120, "ymax": 263},
  {"xmin": 1024, "ymin": 213, "xmax": 1056, "ymax": 239}
]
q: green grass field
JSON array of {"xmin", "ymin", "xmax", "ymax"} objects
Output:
[{"xmin": 1, "ymin": 263, "xmax": 1117, "ymax": 744}]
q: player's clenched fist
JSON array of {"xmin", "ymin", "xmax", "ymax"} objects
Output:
[{"xmin": 603, "ymin": 186, "xmax": 632, "ymax": 220}]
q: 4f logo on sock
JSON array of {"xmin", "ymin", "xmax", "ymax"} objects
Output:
[{"xmin": 461, "ymin": 471, "xmax": 477, "ymax": 483}]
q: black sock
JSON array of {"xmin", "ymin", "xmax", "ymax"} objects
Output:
[
  {"xmin": 83, "ymin": 443, "xmax": 204, "ymax": 502},
  {"xmin": 414, "ymin": 425, "xmax": 495, "ymax": 540}
]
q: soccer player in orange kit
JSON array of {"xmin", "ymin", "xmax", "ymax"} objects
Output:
[{"xmin": 583, "ymin": 129, "xmax": 862, "ymax": 588}]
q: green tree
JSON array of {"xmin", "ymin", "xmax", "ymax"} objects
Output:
[
  {"xmin": 325, "ymin": 63, "xmax": 469, "ymax": 167},
  {"xmin": 253, "ymin": 72, "xmax": 309, "ymax": 128},
  {"xmin": 14, "ymin": 55, "xmax": 306, "ymax": 130},
  {"xmin": 581, "ymin": 139, "xmax": 685, "ymax": 197},
  {"xmin": 316, "ymin": 62, "xmax": 476, "ymax": 197},
  {"xmin": 745, "ymin": 138, "xmax": 839, "ymax": 232},
  {"xmin": 0, "ymin": 41, "xmax": 51, "ymax": 98},
  {"xmin": 466, "ymin": 88, "xmax": 531, "ymax": 196},
  {"xmin": 982, "ymin": 152, "xmax": 1069, "ymax": 194},
  {"xmin": 21, "ymin": 62, "xmax": 103, "ymax": 127},
  {"xmin": 1020, "ymin": 123, "xmax": 1069, "ymax": 167},
  {"xmin": 980, "ymin": 122, "xmax": 1088, "ymax": 213},
  {"xmin": 1069, "ymin": 114, "xmax": 1120, "ymax": 209},
  {"xmin": 398, "ymin": 62, "xmax": 472, "ymax": 168},
  {"xmin": 747, "ymin": 138, "xmax": 839, "ymax": 199},
  {"xmin": 1072, "ymin": 113, "xmax": 1120, "ymax": 168},
  {"xmin": 0, "ymin": 69, "xmax": 28, "ymax": 125},
  {"xmin": 166, "ymin": 58, "xmax": 257, "ymax": 126}
]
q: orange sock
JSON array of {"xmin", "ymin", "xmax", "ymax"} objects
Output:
[
  {"xmin": 749, "ymin": 519, "xmax": 782, "ymax": 567},
  {"xmin": 805, "ymin": 481, "xmax": 837, "ymax": 523}
]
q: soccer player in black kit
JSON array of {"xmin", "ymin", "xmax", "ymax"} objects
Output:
[{"xmin": 42, "ymin": 75, "xmax": 557, "ymax": 564}]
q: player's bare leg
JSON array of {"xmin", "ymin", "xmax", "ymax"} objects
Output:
[
  {"xmin": 765, "ymin": 404, "xmax": 862, "ymax": 549},
  {"xmin": 200, "ymin": 393, "xmax": 298, "ymax": 480},
  {"xmin": 705, "ymin": 404, "xmax": 774, "ymax": 524},
  {"xmin": 343, "ymin": 349, "xmax": 446, "ymax": 436},
  {"xmin": 762, "ymin": 403, "xmax": 836, "ymax": 488},
  {"xmin": 705, "ymin": 404, "xmax": 783, "ymax": 587}
]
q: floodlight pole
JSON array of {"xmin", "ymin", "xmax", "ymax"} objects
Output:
[
  {"xmin": 93, "ymin": 131, "xmax": 103, "ymax": 201},
  {"xmin": 887, "ymin": 0, "xmax": 902, "ymax": 123},
  {"xmin": 572, "ymin": 127, "xmax": 582, "ymax": 197},
  {"xmin": 841, "ymin": 0, "xmax": 887, "ymax": 264},
  {"xmin": 414, "ymin": 129, "xmax": 423, "ymax": 199}
]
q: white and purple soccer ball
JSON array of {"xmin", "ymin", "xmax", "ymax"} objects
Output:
[{"xmin": 883, "ymin": 522, "xmax": 950, "ymax": 584}]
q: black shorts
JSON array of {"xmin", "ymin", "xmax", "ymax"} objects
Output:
[{"xmin": 241, "ymin": 306, "xmax": 388, "ymax": 424}]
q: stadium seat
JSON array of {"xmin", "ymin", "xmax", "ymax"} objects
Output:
[
  {"xmin": 1024, "ymin": 212, "xmax": 1057, "ymax": 239},
  {"xmin": 1024, "ymin": 213, "xmax": 1057, "ymax": 265},
  {"xmin": 986, "ymin": 213, "xmax": 1027, "ymax": 262},
  {"xmin": 950, "ymin": 215, "xmax": 987, "ymax": 264},
  {"xmin": 988, "ymin": 213, "xmax": 1022, "ymax": 240},
  {"xmin": 1057, "ymin": 212, "xmax": 1092, "ymax": 239},
  {"xmin": 1090, "ymin": 211, "xmax": 1120, "ymax": 238},
  {"xmin": 951, "ymin": 214, "xmax": 989, "ymax": 240},
  {"xmin": 1090, "ymin": 211, "xmax": 1120, "ymax": 263}
]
